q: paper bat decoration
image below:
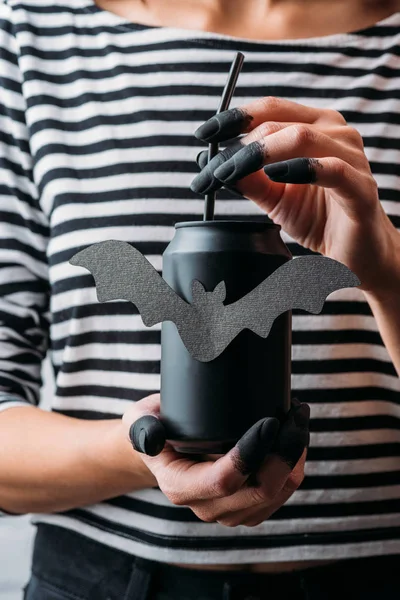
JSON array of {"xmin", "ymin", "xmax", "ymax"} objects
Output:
[{"xmin": 70, "ymin": 240, "xmax": 360, "ymax": 362}]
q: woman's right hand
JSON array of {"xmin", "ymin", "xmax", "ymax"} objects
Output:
[{"xmin": 123, "ymin": 395, "xmax": 310, "ymax": 527}]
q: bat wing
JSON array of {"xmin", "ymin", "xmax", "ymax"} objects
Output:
[
  {"xmin": 224, "ymin": 256, "xmax": 360, "ymax": 338},
  {"xmin": 69, "ymin": 240, "xmax": 192, "ymax": 327}
]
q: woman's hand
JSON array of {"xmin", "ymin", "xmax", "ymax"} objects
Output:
[
  {"xmin": 122, "ymin": 395, "xmax": 309, "ymax": 527},
  {"xmin": 191, "ymin": 96, "xmax": 400, "ymax": 296}
]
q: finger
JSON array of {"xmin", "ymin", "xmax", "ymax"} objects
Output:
[
  {"xmin": 240, "ymin": 450, "xmax": 308, "ymax": 527},
  {"xmin": 212, "ymin": 125, "xmax": 358, "ymax": 189},
  {"xmin": 229, "ymin": 416, "xmax": 280, "ymax": 476},
  {"xmin": 152, "ymin": 416, "xmax": 279, "ymax": 505},
  {"xmin": 196, "ymin": 150, "xmax": 209, "ymax": 170},
  {"xmin": 191, "ymin": 121, "xmax": 290, "ymax": 195},
  {"xmin": 190, "ymin": 141, "xmax": 243, "ymax": 194},
  {"xmin": 216, "ymin": 486, "xmax": 293, "ymax": 528},
  {"xmin": 272, "ymin": 398, "xmax": 310, "ymax": 469},
  {"xmin": 192, "ymin": 402, "xmax": 310, "ymax": 518},
  {"xmin": 195, "ymin": 97, "xmax": 346, "ymax": 143},
  {"xmin": 129, "ymin": 415, "xmax": 166, "ymax": 457},
  {"xmin": 122, "ymin": 393, "xmax": 161, "ymax": 421},
  {"xmin": 227, "ymin": 448, "xmax": 306, "ymax": 527},
  {"xmin": 193, "ymin": 139, "xmax": 243, "ymax": 194},
  {"xmin": 122, "ymin": 395, "xmax": 164, "ymax": 454},
  {"xmin": 196, "ymin": 454, "xmax": 294, "ymax": 521},
  {"xmin": 240, "ymin": 400, "xmax": 309, "ymax": 495},
  {"xmin": 123, "ymin": 394, "xmax": 162, "ymax": 446},
  {"xmin": 196, "ymin": 149, "xmax": 248, "ymax": 199},
  {"xmin": 215, "ymin": 501, "xmax": 274, "ymax": 527},
  {"xmin": 264, "ymin": 156, "xmax": 378, "ymax": 218},
  {"xmin": 264, "ymin": 157, "xmax": 320, "ymax": 184}
]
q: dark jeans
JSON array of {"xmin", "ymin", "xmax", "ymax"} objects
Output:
[{"xmin": 24, "ymin": 524, "xmax": 399, "ymax": 600}]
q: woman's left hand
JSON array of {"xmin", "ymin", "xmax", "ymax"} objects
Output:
[{"xmin": 191, "ymin": 96, "xmax": 400, "ymax": 296}]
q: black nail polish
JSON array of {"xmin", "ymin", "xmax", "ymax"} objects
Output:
[
  {"xmin": 232, "ymin": 417, "xmax": 280, "ymax": 476},
  {"xmin": 129, "ymin": 415, "xmax": 166, "ymax": 456},
  {"xmin": 264, "ymin": 162, "xmax": 289, "ymax": 180},
  {"xmin": 213, "ymin": 160, "xmax": 235, "ymax": 182},
  {"xmin": 264, "ymin": 158, "xmax": 319, "ymax": 184},
  {"xmin": 194, "ymin": 117, "xmax": 220, "ymax": 142},
  {"xmin": 214, "ymin": 141, "xmax": 265, "ymax": 184},
  {"xmin": 190, "ymin": 166, "xmax": 224, "ymax": 195},
  {"xmin": 196, "ymin": 150, "xmax": 208, "ymax": 170},
  {"xmin": 195, "ymin": 108, "xmax": 254, "ymax": 143},
  {"xmin": 190, "ymin": 140, "xmax": 244, "ymax": 195}
]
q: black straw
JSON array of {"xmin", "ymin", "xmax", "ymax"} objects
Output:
[{"xmin": 203, "ymin": 52, "xmax": 245, "ymax": 221}]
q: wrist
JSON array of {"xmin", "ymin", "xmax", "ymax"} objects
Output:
[
  {"xmin": 363, "ymin": 221, "xmax": 400, "ymax": 303},
  {"xmin": 108, "ymin": 419, "xmax": 158, "ymax": 487},
  {"xmin": 86, "ymin": 419, "xmax": 157, "ymax": 493}
]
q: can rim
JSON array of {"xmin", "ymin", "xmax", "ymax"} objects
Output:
[{"xmin": 175, "ymin": 220, "xmax": 279, "ymax": 231}]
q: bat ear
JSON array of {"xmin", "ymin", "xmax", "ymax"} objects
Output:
[
  {"xmin": 191, "ymin": 280, "xmax": 206, "ymax": 302},
  {"xmin": 213, "ymin": 281, "xmax": 226, "ymax": 302}
]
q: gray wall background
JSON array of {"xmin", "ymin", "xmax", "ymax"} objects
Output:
[
  {"xmin": 0, "ymin": 517, "xmax": 35, "ymax": 600},
  {"xmin": 0, "ymin": 358, "xmax": 54, "ymax": 599}
]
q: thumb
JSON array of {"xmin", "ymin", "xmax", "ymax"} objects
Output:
[
  {"xmin": 123, "ymin": 394, "xmax": 167, "ymax": 457},
  {"xmin": 129, "ymin": 415, "xmax": 166, "ymax": 457}
]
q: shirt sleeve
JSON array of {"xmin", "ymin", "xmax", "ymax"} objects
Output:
[{"xmin": 0, "ymin": 1, "xmax": 50, "ymax": 414}]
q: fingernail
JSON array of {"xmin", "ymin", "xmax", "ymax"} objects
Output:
[
  {"xmin": 233, "ymin": 417, "xmax": 280, "ymax": 476},
  {"xmin": 214, "ymin": 141, "xmax": 265, "ymax": 184},
  {"xmin": 264, "ymin": 162, "xmax": 289, "ymax": 180},
  {"xmin": 196, "ymin": 150, "xmax": 208, "ymax": 169},
  {"xmin": 190, "ymin": 171, "xmax": 220, "ymax": 195},
  {"xmin": 264, "ymin": 158, "xmax": 318, "ymax": 184},
  {"xmin": 214, "ymin": 161, "xmax": 236, "ymax": 182},
  {"xmin": 195, "ymin": 108, "xmax": 254, "ymax": 143},
  {"xmin": 191, "ymin": 141, "xmax": 245, "ymax": 194},
  {"xmin": 194, "ymin": 117, "xmax": 220, "ymax": 142},
  {"xmin": 129, "ymin": 415, "xmax": 166, "ymax": 457}
]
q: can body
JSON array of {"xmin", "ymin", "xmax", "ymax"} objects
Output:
[{"xmin": 160, "ymin": 221, "xmax": 292, "ymax": 454}]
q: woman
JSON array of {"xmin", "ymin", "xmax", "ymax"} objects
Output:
[{"xmin": 0, "ymin": 0, "xmax": 399, "ymax": 598}]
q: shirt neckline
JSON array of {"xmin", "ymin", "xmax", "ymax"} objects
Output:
[{"xmin": 83, "ymin": 2, "xmax": 400, "ymax": 47}]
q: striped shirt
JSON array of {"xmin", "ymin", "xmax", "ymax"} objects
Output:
[{"xmin": 0, "ymin": 0, "xmax": 400, "ymax": 564}]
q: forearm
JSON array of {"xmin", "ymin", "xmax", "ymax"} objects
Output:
[
  {"xmin": 0, "ymin": 406, "xmax": 156, "ymax": 514},
  {"xmin": 364, "ymin": 287, "xmax": 400, "ymax": 376},
  {"xmin": 363, "ymin": 225, "xmax": 400, "ymax": 375}
]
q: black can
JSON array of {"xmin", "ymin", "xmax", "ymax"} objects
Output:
[{"xmin": 160, "ymin": 221, "xmax": 292, "ymax": 454}]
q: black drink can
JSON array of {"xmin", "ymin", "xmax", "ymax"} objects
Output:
[{"xmin": 160, "ymin": 221, "xmax": 292, "ymax": 454}]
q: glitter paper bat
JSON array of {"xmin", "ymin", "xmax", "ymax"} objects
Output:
[{"xmin": 70, "ymin": 240, "xmax": 360, "ymax": 362}]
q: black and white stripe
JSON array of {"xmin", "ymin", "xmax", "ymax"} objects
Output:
[{"xmin": 0, "ymin": 0, "xmax": 399, "ymax": 563}]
